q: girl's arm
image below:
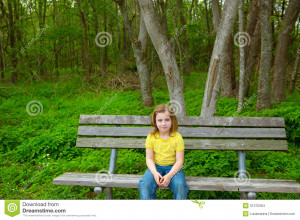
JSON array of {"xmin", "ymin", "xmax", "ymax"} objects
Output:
[
  {"xmin": 168, "ymin": 150, "xmax": 184, "ymax": 177},
  {"xmin": 146, "ymin": 148, "xmax": 158, "ymax": 175},
  {"xmin": 146, "ymin": 148, "xmax": 163, "ymax": 186},
  {"xmin": 161, "ymin": 151, "xmax": 184, "ymax": 186}
]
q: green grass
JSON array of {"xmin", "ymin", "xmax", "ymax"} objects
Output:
[{"xmin": 0, "ymin": 71, "xmax": 299, "ymax": 200}]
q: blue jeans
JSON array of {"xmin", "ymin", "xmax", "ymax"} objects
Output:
[{"xmin": 139, "ymin": 164, "xmax": 189, "ymax": 199}]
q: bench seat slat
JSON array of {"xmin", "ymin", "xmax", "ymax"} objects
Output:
[
  {"xmin": 78, "ymin": 127, "xmax": 287, "ymax": 139},
  {"xmin": 76, "ymin": 138, "xmax": 288, "ymax": 151},
  {"xmin": 79, "ymin": 115, "xmax": 285, "ymax": 127},
  {"xmin": 53, "ymin": 172, "xmax": 300, "ymax": 193}
]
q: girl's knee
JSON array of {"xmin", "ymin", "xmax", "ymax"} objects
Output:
[
  {"xmin": 171, "ymin": 181, "xmax": 189, "ymax": 199},
  {"xmin": 139, "ymin": 179, "xmax": 157, "ymax": 199},
  {"xmin": 170, "ymin": 177, "xmax": 189, "ymax": 192},
  {"xmin": 139, "ymin": 178, "xmax": 156, "ymax": 190},
  {"xmin": 174, "ymin": 181, "xmax": 188, "ymax": 189}
]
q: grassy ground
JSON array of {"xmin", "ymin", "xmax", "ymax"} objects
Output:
[{"xmin": 0, "ymin": 71, "xmax": 299, "ymax": 199}]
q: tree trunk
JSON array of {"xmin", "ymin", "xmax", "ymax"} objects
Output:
[
  {"xmin": 201, "ymin": 0, "xmax": 239, "ymax": 117},
  {"xmin": 117, "ymin": 0, "xmax": 154, "ymax": 107},
  {"xmin": 211, "ymin": 0, "xmax": 221, "ymax": 31},
  {"xmin": 52, "ymin": 0, "xmax": 59, "ymax": 77},
  {"xmin": 220, "ymin": 35, "xmax": 236, "ymax": 98},
  {"xmin": 103, "ymin": 4, "xmax": 108, "ymax": 74},
  {"xmin": 245, "ymin": 0, "xmax": 259, "ymax": 58},
  {"xmin": 90, "ymin": 0, "xmax": 102, "ymax": 75},
  {"xmin": 244, "ymin": 21, "xmax": 261, "ymax": 98},
  {"xmin": 0, "ymin": 36, "xmax": 4, "ymax": 81},
  {"xmin": 137, "ymin": 11, "xmax": 154, "ymax": 107},
  {"xmin": 211, "ymin": 0, "xmax": 235, "ymax": 98},
  {"xmin": 138, "ymin": 0, "xmax": 186, "ymax": 116},
  {"xmin": 271, "ymin": 0, "xmax": 300, "ymax": 102},
  {"xmin": 122, "ymin": 26, "xmax": 130, "ymax": 64},
  {"xmin": 189, "ymin": 0, "xmax": 195, "ymax": 22},
  {"xmin": 7, "ymin": 0, "xmax": 18, "ymax": 83},
  {"xmin": 177, "ymin": 0, "xmax": 190, "ymax": 76},
  {"xmin": 14, "ymin": 0, "xmax": 22, "ymax": 45},
  {"xmin": 204, "ymin": 0, "xmax": 213, "ymax": 62},
  {"xmin": 289, "ymin": 46, "xmax": 300, "ymax": 94},
  {"xmin": 158, "ymin": 0, "xmax": 169, "ymax": 39},
  {"xmin": 243, "ymin": 0, "xmax": 260, "ymax": 98},
  {"xmin": 238, "ymin": 0, "xmax": 245, "ymax": 110},
  {"xmin": 76, "ymin": 0, "xmax": 90, "ymax": 78},
  {"xmin": 115, "ymin": 1, "xmax": 124, "ymax": 74},
  {"xmin": 0, "ymin": 0, "xmax": 6, "ymax": 81},
  {"xmin": 256, "ymin": 0, "xmax": 272, "ymax": 111},
  {"xmin": 38, "ymin": 0, "xmax": 46, "ymax": 76}
]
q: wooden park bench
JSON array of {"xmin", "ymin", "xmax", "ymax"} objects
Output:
[{"xmin": 53, "ymin": 115, "xmax": 300, "ymax": 199}]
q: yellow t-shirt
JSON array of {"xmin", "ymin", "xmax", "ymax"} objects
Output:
[{"xmin": 145, "ymin": 131, "xmax": 184, "ymax": 166}]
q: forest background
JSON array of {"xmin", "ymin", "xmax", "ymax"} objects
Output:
[{"xmin": 0, "ymin": 0, "xmax": 299, "ymax": 199}]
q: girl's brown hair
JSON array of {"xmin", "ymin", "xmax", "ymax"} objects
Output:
[{"xmin": 149, "ymin": 104, "xmax": 178, "ymax": 137}]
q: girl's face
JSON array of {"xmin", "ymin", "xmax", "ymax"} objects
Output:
[{"xmin": 156, "ymin": 111, "xmax": 172, "ymax": 133}]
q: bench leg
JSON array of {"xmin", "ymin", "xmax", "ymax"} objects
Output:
[
  {"xmin": 94, "ymin": 187, "xmax": 103, "ymax": 194},
  {"xmin": 106, "ymin": 188, "xmax": 113, "ymax": 199},
  {"xmin": 240, "ymin": 192, "xmax": 248, "ymax": 199},
  {"xmin": 240, "ymin": 192, "xmax": 257, "ymax": 199},
  {"xmin": 247, "ymin": 192, "xmax": 257, "ymax": 199},
  {"xmin": 93, "ymin": 148, "xmax": 118, "ymax": 198},
  {"xmin": 106, "ymin": 148, "xmax": 118, "ymax": 199},
  {"xmin": 238, "ymin": 151, "xmax": 256, "ymax": 199}
]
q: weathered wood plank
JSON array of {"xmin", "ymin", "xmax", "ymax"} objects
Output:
[
  {"xmin": 79, "ymin": 115, "xmax": 285, "ymax": 127},
  {"xmin": 76, "ymin": 138, "xmax": 288, "ymax": 151},
  {"xmin": 53, "ymin": 172, "xmax": 300, "ymax": 193},
  {"xmin": 77, "ymin": 126, "xmax": 287, "ymax": 139}
]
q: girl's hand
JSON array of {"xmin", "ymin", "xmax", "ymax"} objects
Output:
[
  {"xmin": 160, "ymin": 174, "xmax": 172, "ymax": 187},
  {"xmin": 153, "ymin": 172, "xmax": 163, "ymax": 186}
]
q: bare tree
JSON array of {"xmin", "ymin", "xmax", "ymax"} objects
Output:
[
  {"xmin": 0, "ymin": 0, "xmax": 7, "ymax": 81},
  {"xmin": 37, "ymin": 0, "xmax": 47, "ymax": 76},
  {"xmin": 157, "ymin": 0, "xmax": 170, "ymax": 39},
  {"xmin": 201, "ymin": 0, "xmax": 239, "ymax": 117},
  {"xmin": 52, "ymin": 0, "xmax": 59, "ymax": 77},
  {"xmin": 76, "ymin": 0, "xmax": 92, "ymax": 78},
  {"xmin": 211, "ymin": 0, "xmax": 235, "ymax": 99},
  {"xmin": 211, "ymin": 0, "xmax": 221, "ymax": 31},
  {"xmin": 256, "ymin": 0, "xmax": 272, "ymax": 111},
  {"xmin": 238, "ymin": 0, "xmax": 245, "ymax": 110},
  {"xmin": 6, "ymin": 0, "xmax": 18, "ymax": 83},
  {"xmin": 244, "ymin": 0, "xmax": 260, "ymax": 98},
  {"xmin": 176, "ymin": 0, "xmax": 190, "ymax": 76},
  {"xmin": 138, "ymin": 0, "xmax": 186, "ymax": 115},
  {"xmin": 289, "ymin": 46, "xmax": 300, "ymax": 94},
  {"xmin": 204, "ymin": 0, "xmax": 212, "ymax": 61},
  {"xmin": 114, "ymin": 1, "xmax": 124, "ymax": 74},
  {"xmin": 271, "ymin": 0, "xmax": 300, "ymax": 102},
  {"xmin": 116, "ymin": 0, "xmax": 154, "ymax": 107}
]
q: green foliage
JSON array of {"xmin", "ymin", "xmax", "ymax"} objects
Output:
[
  {"xmin": 15, "ymin": 123, "xmax": 80, "ymax": 162},
  {"xmin": 0, "ymin": 72, "xmax": 299, "ymax": 200}
]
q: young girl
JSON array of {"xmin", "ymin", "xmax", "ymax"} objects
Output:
[{"xmin": 139, "ymin": 104, "xmax": 189, "ymax": 199}]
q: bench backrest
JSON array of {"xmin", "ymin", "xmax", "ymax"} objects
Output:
[{"xmin": 76, "ymin": 115, "xmax": 288, "ymax": 151}]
